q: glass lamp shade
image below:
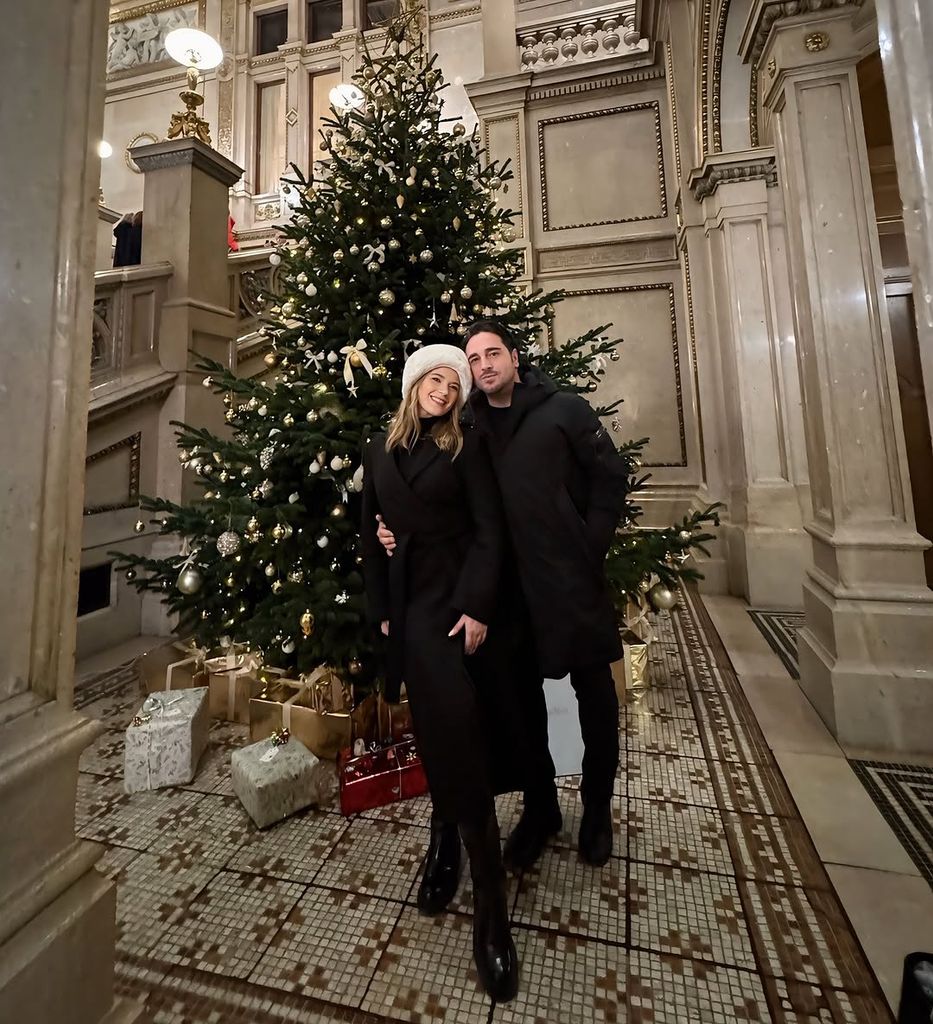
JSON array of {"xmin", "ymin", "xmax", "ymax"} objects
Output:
[
  {"xmin": 165, "ymin": 28, "xmax": 224, "ymax": 70},
  {"xmin": 329, "ymin": 83, "xmax": 366, "ymax": 112}
]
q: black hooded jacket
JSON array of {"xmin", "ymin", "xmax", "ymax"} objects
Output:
[{"xmin": 468, "ymin": 366, "xmax": 627, "ymax": 677}]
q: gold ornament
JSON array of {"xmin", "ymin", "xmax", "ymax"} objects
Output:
[
  {"xmin": 300, "ymin": 609, "xmax": 315, "ymax": 636},
  {"xmin": 264, "ymin": 352, "xmax": 278, "ymax": 367},
  {"xmin": 283, "ymin": 413, "xmax": 294, "ymax": 427},
  {"xmin": 271, "ymin": 580, "xmax": 283, "ymax": 594},
  {"xmin": 396, "ymin": 194, "xmax": 405, "ymax": 209},
  {"xmin": 373, "ymin": 365, "xmax": 388, "ymax": 378},
  {"xmin": 133, "ymin": 519, "xmax": 146, "ymax": 534},
  {"xmin": 348, "ymin": 659, "xmax": 362, "ymax": 676},
  {"xmin": 330, "ymin": 504, "xmax": 346, "ymax": 519},
  {"xmin": 647, "ymin": 583, "xmax": 678, "ymax": 611},
  {"xmin": 349, "ymin": 350, "xmax": 363, "ymax": 367}
]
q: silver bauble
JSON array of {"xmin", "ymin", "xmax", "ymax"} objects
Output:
[
  {"xmin": 647, "ymin": 583, "xmax": 678, "ymax": 611},
  {"xmin": 678, "ymin": 530, "xmax": 691, "ymax": 543},
  {"xmin": 216, "ymin": 531, "xmax": 241, "ymax": 556},
  {"xmin": 176, "ymin": 566, "xmax": 203, "ymax": 595}
]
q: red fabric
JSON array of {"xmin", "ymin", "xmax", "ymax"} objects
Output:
[
  {"xmin": 338, "ymin": 740, "xmax": 427, "ymax": 816},
  {"xmin": 227, "ymin": 215, "xmax": 239, "ymax": 252}
]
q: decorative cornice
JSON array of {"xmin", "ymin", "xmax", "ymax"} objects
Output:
[
  {"xmin": 88, "ymin": 372, "xmax": 177, "ymax": 428},
  {"xmin": 739, "ymin": 0, "xmax": 864, "ymax": 67},
  {"xmin": 687, "ymin": 148, "xmax": 778, "ymax": 201},
  {"xmin": 131, "ymin": 138, "xmax": 244, "ymax": 187},
  {"xmin": 528, "ymin": 61, "xmax": 664, "ymax": 101},
  {"xmin": 430, "ymin": 4, "xmax": 481, "ymax": 26},
  {"xmin": 109, "ymin": 0, "xmax": 197, "ymax": 23}
]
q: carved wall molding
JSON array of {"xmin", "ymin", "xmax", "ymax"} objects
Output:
[
  {"xmin": 217, "ymin": 0, "xmax": 236, "ymax": 158},
  {"xmin": 430, "ymin": 4, "xmax": 481, "ymax": 26},
  {"xmin": 680, "ymin": 244, "xmax": 706, "ymax": 480},
  {"xmin": 665, "ymin": 42, "xmax": 682, "ymax": 185},
  {"xmin": 710, "ymin": 0, "xmax": 731, "ymax": 152},
  {"xmin": 537, "ymin": 236, "xmax": 678, "ymax": 273},
  {"xmin": 538, "ymin": 101, "xmax": 668, "ymax": 231},
  {"xmin": 83, "ymin": 433, "xmax": 142, "ymax": 515},
  {"xmin": 740, "ymin": 0, "xmax": 864, "ymax": 147},
  {"xmin": 688, "ymin": 150, "xmax": 778, "ymax": 200},
  {"xmin": 528, "ymin": 63, "xmax": 664, "ymax": 101},
  {"xmin": 482, "ymin": 113, "xmax": 523, "ymax": 224},
  {"xmin": 699, "ymin": 0, "xmax": 714, "ymax": 155},
  {"xmin": 546, "ymin": 283, "xmax": 687, "ymax": 467}
]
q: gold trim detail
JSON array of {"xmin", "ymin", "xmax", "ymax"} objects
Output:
[
  {"xmin": 125, "ymin": 131, "xmax": 162, "ymax": 172},
  {"xmin": 109, "ymin": 0, "xmax": 201, "ymax": 23},
  {"xmin": 528, "ymin": 64, "xmax": 664, "ymax": 102},
  {"xmin": 710, "ymin": 0, "xmax": 731, "ymax": 152},
  {"xmin": 699, "ymin": 0, "xmax": 714, "ymax": 156},
  {"xmin": 537, "ymin": 102, "xmax": 668, "ymax": 232},
  {"xmin": 681, "ymin": 244, "xmax": 706, "ymax": 481},
  {"xmin": 666, "ymin": 42, "xmax": 682, "ymax": 186},
  {"xmin": 429, "ymin": 4, "xmax": 481, "ymax": 25},
  {"xmin": 767, "ymin": 57, "xmax": 777, "ymax": 78},
  {"xmin": 255, "ymin": 202, "xmax": 281, "ymax": 221},
  {"xmin": 217, "ymin": 0, "xmax": 236, "ymax": 158},
  {"xmin": 546, "ymin": 283, "xmax": 687, "ymax": 468},
  {"xmin": 750, "ymin": 59, "xmax": 760, "ymax": 147},
  {"xmin": 804, "ymin": 30, "xmax": 830, "ymax": 52},
  {"xmin": 83, "ymin": 433, "xmax": 142, "ymax": 515}
]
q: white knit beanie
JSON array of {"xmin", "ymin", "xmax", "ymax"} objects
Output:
[{"xmin": 401, "ymin": 343, "xmax": 472, "ymax": 411}]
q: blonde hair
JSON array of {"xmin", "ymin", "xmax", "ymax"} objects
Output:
[{"xmin": 385, "ymin": 371, "xmax": 464, "ymax": 458}]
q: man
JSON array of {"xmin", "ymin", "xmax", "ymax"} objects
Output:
[{"xmin": 379, "ymin": 320, "xmax": 626, "ymax": 881}]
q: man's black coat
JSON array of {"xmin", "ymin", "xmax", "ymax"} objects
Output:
[{"xmin": 469, "ymin": 366, "xmax": 626, "ymax": 678}]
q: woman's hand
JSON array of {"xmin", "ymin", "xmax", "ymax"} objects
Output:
[
  {"xmin": 448, "ymin": 614, "xmax": 487, "ymax": 655},
  {"xmin": 380, "ymin": 620, "xmax": 390, "ymax": 636},
  {"xmin": 376, "ymin": 514, "xmax": 397, "ymax": 557}
]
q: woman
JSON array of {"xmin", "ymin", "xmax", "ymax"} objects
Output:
[{"xmin": 361, "ymin": 343, "xmax": 518, "ymax": 1003}]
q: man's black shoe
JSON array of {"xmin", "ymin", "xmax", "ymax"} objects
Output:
[
  {"xmin": 578, "ymin": 802, "xmax": 613, "ymax": 866},
  {"xmin": 503, "ymin": 803, "xmax": 562, "ymax": 871},
  {"xmin": 417, "ymin": 819, "xmax": 462, "ymax": 915}
]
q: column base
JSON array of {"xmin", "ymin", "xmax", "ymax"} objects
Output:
[
  {"xmin": 798, "ymin": 577, "xmax": 933, "ymax": 753},
  {"xmin": 724, "ymin": 522, "xmax": 809, "ymax": 608},
  {"xmin": 0, "ymin": 869, "xmax": 134, "ymax": 1024}
]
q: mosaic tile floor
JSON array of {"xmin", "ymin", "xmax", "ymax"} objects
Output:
[{"xmin": 76, "ymin": 592, "xmax": 893, "ymax": 1023}]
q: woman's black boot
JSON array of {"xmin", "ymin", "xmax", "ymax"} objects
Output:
[
  {"xmin": 460, "ymin": 813, "xmax": 519, "ymax": 1003},
  {"xmin": 417, "ymin": 814, "xmax": 462, "ymax": 915}
]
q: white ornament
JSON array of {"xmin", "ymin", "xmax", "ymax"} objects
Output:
[
  {"xmin": 351, "ymin": 464, "xmax": 365, "ymax": 492},
  {"xmin": 269, "ymin": 252, "xmax": 282, "ymax": 266},
  {"xmin": 216, "ymin": 531, "xmax": 241, "ymax": 556},
  {"xmin": 309, "ymin": 462, "xmax": 321, "ymax": 475},
  {"xmin": 335, "ymin": 591, "xmax": 348, "ymax": 605},
  {"xmin": 305, "ymin": 283, "xmax": 318, "ymax": 297},
  {"xmin": 289, "ymin": 492, "xmax": 300, "ymax": 504},
  {"xmin": 330, "ymin": 456, "xmax": 345, "ymax": 471},
  {"xmin": 317, "ymin": 535, "xmax": 329, "ymax": 548}
]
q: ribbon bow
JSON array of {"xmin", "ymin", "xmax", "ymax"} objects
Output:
[
  {"xmin": 362, "ymin": 242, "xmax": 386, "ymax": 265},
  {"xmin": 304, "ymin": 349, "xmax": 325, "ymax": 370},
  {"xmin": 374, "ymin": 158, "xmax": 397, "ymax": 181},
  {"xmin": 340, "ymin": 340, "xmax": 374, "ymax": 396}
]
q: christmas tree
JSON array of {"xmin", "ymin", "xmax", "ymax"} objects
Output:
[{"xmin": 114, "ymin": 3, "xmax": 719, "ymax": 686}]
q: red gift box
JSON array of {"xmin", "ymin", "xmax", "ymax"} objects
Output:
[{"xmin": 338, "ymin": 739, "xmax": 428, "ymax": 816}]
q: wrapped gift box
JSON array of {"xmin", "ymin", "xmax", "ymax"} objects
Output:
[
  {"xmin": 231, "ymin": 733, "xmax": 324, "ymax": 829},
  {"xmin": 124, "ymin": 687, "xmax": 209, "ymax": 794},
  {"xmin": 338, "ymin": 739, "xmax": 427, "ymax": 816},
  {"xmin": 205, "ymin": 649, "xmax": 264, "ymax": 723},
  {"xmin": 249, "ymin": 671, "xmax": 377, "ymax": 760},
  {"xmin": 137, "ymin": 638, "xmax": 208, "ymax": 694},
  {"xmin": 611, "ymin": 627, "xmax": 650, "ymax": 701}
]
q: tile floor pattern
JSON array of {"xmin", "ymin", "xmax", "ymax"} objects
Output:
[
  {"xmin": 746, "ymin": 609, "xmax": 805, "ymax": 679},
  {"xmin": 76, "ymin": 591, "xmax": 894, "ymax": 1023}
]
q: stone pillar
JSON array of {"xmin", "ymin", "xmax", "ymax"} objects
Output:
[
  {"xmin": 741, "ymin": 0, "xmax": 933, "ymax": 752},
  {"xmin": 480, "ymin": 0, "xmax": 519, "ymax": 77},
  {"xmin": 132, "ymin": 138, "xmax": 243, "ymax": 507},
  {"xmin": 875, "ymin": 0, "xmax": 933, "ymax": 439},
  {"xmin": 688, "ymin": 150, "xmax": 810, "ymax": 608},
  {"xmin": 0, "ymin": 0, "xmax": 139, "ymax": 1019}
]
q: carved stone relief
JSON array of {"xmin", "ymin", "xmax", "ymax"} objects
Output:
[{"xmin": 107, "ymin": 0, "xmax": 203, "ymax": 77}]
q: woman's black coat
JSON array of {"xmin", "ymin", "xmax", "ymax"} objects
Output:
[
  {"xmin": 468, "ymin": 366, "xmax": 627, "ymax": 679},
  {"xmin": 360, "ymin": 427, "xmax": 505, "ymax": 820}
]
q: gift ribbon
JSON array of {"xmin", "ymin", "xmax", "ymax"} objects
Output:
[
  {"xmin": 209, "ymin": 649, "xmax": 261, "ymax": 717},
  {"xmin": 340, "ymin": 340, "xmax": 374, "ymax": 393},
  {"xmin": 625, "ymin": 594, "xmax": 657, "ymax": 643}
]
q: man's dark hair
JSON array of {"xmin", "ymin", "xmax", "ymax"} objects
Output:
[{"xmin": 462, "ymin": 319, "xmax": 518, "ymax": 353}]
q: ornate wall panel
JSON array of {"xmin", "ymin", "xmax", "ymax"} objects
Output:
[
  {"xmin": 548, "ymin": 283, "xmax": 688, "ymax": 468},
  {"xmin": 537, "ymin": 101, "xmax": 668, "ymax": 231},
  {"xmin": 483, "ymin": 113, "xmax": 524, "ymax": 239},
  {"xmin": 84, "ymin": 433, "xmax": 142, "ymax": 515}
]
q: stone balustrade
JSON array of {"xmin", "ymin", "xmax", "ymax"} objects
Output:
[
  {"xmin": 517, "ymin": 2, "xmax": 646, "ymax": 69},
  {"xmin": 91, "ymin": 263, "xmax": 173, "ymax": 388},
  {"xmin": 227, "ymin": 248, "xmax": 282, "ymax": 344}
]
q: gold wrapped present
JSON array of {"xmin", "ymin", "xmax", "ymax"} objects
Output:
[
  {"xmin": 248, "ymin": 666, "xmax": 377, "ymax": 759},
  {"xmin": 205, "ymin": 648, "xmax": 264, "ymax": 724},
  {"xmin": 611, "ymin": 628, "xmax": 650, "ymax": 701},
  {"xmin": 137, "ymin": 638, "xmax": 208, "ymax": 694}
]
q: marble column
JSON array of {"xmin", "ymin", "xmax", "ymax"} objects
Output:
[
  {"xmin": 688, "ymin": 150, "xmax": 810, "ymax": 608},
  {"xmin": 133, "ymin": 138, "xmax": 243, "ymax": 507},
  {"xmin": 741, "ymin": 0, "xmax": 933, "ymax": 752},
  {"xmin": 0, "ymin": 0, "xmax": 139, "ymax": 1019},
  {"xmin": 875, "ymin": 0, "xmax": 933, "ymax": 440}
]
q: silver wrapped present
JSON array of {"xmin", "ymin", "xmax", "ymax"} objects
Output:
[
  {"xmin": 124, "ymin": 687, "xmax": 209, "ymax": 794},
  {"xmin": 231, "ymin": 733, "xmax": 323, "ymax": 829}
]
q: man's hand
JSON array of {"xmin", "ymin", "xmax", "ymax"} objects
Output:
[
  {"xmin": 376, "ymin": 514, "xmax": 397, "ymax": 557},
  {"xmin": 380, "ymin": 620, "xmax": 390, "ymax": 636},
  {"xmin": 448, "ymin": 614, "xmax": 487, "ymax": 655}
]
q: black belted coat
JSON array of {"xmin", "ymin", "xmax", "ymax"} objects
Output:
[
  {"xmin": 360, "ymin": 427, "xmax": 505, "ymax": 820},
  {"xmin": 468, "ymin": 367, "xmax": 627, "ymax": 679}
]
